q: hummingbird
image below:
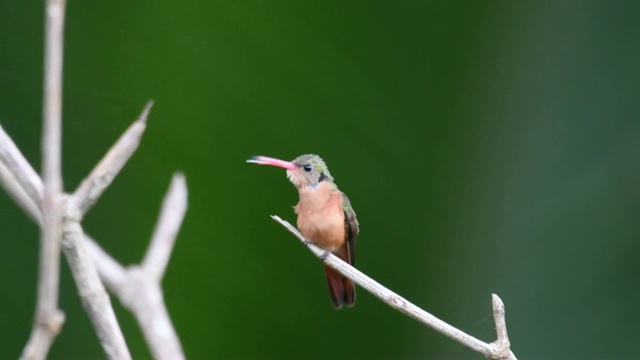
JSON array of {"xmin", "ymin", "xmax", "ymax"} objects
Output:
[{"xmin": 247, "ymin": 154, "xmax": 359, "ymax": 309}]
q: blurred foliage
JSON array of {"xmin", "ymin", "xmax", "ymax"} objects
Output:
[{"xmin": 1, "ymin": 1, "xmax": 640, "ymax": 359}]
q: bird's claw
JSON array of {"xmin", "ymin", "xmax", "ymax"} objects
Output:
[{"xmin": 320, "ymin": 250, "xmax": 331, "ymax": 260}]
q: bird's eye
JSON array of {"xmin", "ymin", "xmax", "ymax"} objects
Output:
[{"xmin": 303, "ymin": 164, "xmax": 312, "ymax": 172}]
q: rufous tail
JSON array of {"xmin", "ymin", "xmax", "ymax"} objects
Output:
[{"xmin": 324, "ymin": 247, "xmax": 355, "ymax": 309}]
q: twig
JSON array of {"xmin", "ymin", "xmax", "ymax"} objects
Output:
[
  {"xmin": 0, "ymin": 0, "xmax": 180, "ymax": 356},
  {"xmin": 271, "ymin": 215, "xmax": 517, "ymax": 360},
  {"xmin": 1, "ymin": 112, "xmax": 135, "ymax": 358},
  {"xmin": 491, "ymin": 294, "xmax": 515, "ymax": 359},
  {"xmin": 61, "ymin": 208, "xmax": 132, "ymax": 360},
  {"xmin": 0, "ymin": 104, "xmax": 185, "ymax": 359},
  {"xmin": 70, "ymin": 101, "xmax": 153, "ymax": 217},
  {"xmin": 113, "ymin": 174, "xmax": 187, "ymax": 360},
  {"xmin": 0, "ymin": 121, "xmax": 45, "ymax": 225},
  {"xmin": 21, "ymin": 0, "xmax": 67, "ymax": 358},
  {"xmin": 74, "ymin": 174, "xmax": 188, "ymax": 360},
  {"xmin": 142, "ymin": 173, "xmax": 187, "ymax": 281},
  {"xmin": 70, "ymin": 172, "xmax": 190, "ymax": 360},
  {"xmin": 0, "ymin": 158, "xmax": 41, "ymax": 225},
  {"xmin": 87, "ymin": 220, "xmax": 187, "ymax": 360},
  {"xmin": 0, "ymin": 125, "xmax": 43, "ymax": 212},
  {"xmin": 84, "ymin": 238, "xmax": 128, "ymax": 291},
  {"xmin": 115, "ymin": 173, "xmax": 187, "ymax": 360},
  {"xmin": 60, "ymin": 103, "xmax": 158, "ymax": 358}
]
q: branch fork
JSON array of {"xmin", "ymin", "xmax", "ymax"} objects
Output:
[
  {"xmin": 0, "ymin": 1, "xmax": 186, "ymax": 358},
  {"xmin": 0, "ymin": 101, "xmax": 186, "ymax": 359}
]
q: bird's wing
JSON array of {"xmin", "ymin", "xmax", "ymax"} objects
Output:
[{"xmin": 341, "ymin": 193, "xmax": 359, "ymax": 267}]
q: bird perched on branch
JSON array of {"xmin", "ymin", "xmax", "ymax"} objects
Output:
[{"xmin": 247, "ymin": 154, "xmax": 359, "ymax": 309}]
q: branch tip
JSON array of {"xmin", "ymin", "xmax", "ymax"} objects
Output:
[
  {"xmin": 492, "ymin": 293, "xmax": 504, "ymax": 310},
  {"xmin": 492, "ymin": 295, "xmax": 509, "ymax": 341},
  {"xmin": 70, "ymin": 100, "xmax": 151, "ymax": 216},
  {"xmin": 138, "ymin": 100, "xmax": 155, "ymax": 125}
]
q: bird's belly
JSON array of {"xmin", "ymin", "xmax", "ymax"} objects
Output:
[{"xmin": 296, "ymin": 195, "xmax": 345, "ymax": 250}]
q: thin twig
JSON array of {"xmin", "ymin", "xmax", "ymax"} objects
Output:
[
  {"xmin": 61, "ymin": 209, "xmax": 132, "ymax": 360},
  {"xmin": 118, "ymin": 267, "xmax": 185, "ymax": 360},
  {"xmin": 117, "ymin": 173, "xmax": 187, "ymax": 360},
  {"xmin": 85, "ymin": 228, "xmax": 186, "ymax": 360},
  {"xmin": 0, "ymin": 112, "xmax": 134, "ymax": 358},
  {"xmin": 70, "ymin": 101, "xmax": 153, "ymax": 217},
  {"xmin": 0, "ymin": 159, "xmax": 41, "ymax": 225},
  {"xmin": 142, "ymin": 173, "xmax": 187, "ymax": 281},
  {"xmin": 491, "ymin": 294, "xmax": 515, "ymax": 359},
  {"xmin": 21, "ymin": 0, "xmax": 67, "ymax": 358},
  {"xmin": 0, "ymin": 104, "xmax": 185, "ymax": 359},
  {"xmin": 0, "ymin": 126, "xmax": 43, "ymax": 213},
  {"xmin": 271, "ymin": 215, "xmax": 517, "ymax": 360},
  {"xmin": 84, "ymin": 238, "xmax": 128, "ymax": 291},
  {"xmin": 2, "ymin": 152, "xmax": 133, "ymax": 359}
]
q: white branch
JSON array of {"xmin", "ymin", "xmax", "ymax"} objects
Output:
[
  {"xmin": 86, "ymin": 221, "xmax": 187, "ymax": 360},
  {"xmin": 61, "ymin": 208, "xmax": 132, "ymax": 360},
  {"xmin": 70, "ymin": 101, "xmax": 152, "ymax": 217},
  {"xmin": 0, "ymin": 0, "xmax": 184, "ymax": 357},
  {"xmin": 0, "ymin": 125, "xmax": 43, "ymax": 214},
  {"xmin": 115, "ymin": 173, "xmax": 187, "ymax": 360},
  {"xmin": 271, "ymin": 215, "xmax": 517, "ymax": 360},
  {"xmin": 117, "ymin": 267, "xmax": 185, "ymax": 360},
  {"xmin": 1, "ymin": 138, "xmax": 133, "ymax": 358},
  {"xmin": 142, "ymin": 173, "xmax": 187, "ymax": 281},
  {"xmin": 0, "ymin": 158, "xmax": 42, "ymax": 225},
  {"xmin": 84, "ymin": 238, "xmax": 128, "ymax": 291},
  {"xmin": 21, "ymin": 0, "xmax": 66, "ymax": 358},
  {"xmin": 0, "ymin": 105, "xmax": 185, "ymax": 359},
  {"xmin": 491, "ymin": 294, "xmax": 515, "ymax": 359}
]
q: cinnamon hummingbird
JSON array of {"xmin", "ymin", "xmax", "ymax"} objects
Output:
[{"xmin": 247, "ymin": 154, "xmax": 359, "ymax": 309}]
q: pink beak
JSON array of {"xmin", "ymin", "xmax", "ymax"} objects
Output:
[{"xmin": 247, "ymin": 155, "xmax": 298, "ymax": 170}]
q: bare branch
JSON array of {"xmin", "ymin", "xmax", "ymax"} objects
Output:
[
  {"xmin": 0, "ymin": 159, "xmax": 41, "ymax": 225},
  {"xmin": 0, "ymin": 119, "xmax": 184, "ymax": 359},
  {"xmin": 87, "ymin": 174, "xmax": 187, "ymax": 360},
  {"xmin": 119, "ymin": 173, "xmax": 187, "ymax": 359},
  {"xmin": 271, "ymin": 215, "xmax": 517, "ymax": 360},
  {"xmin": 84, "ymin": 237, "xmax": 128, "ymax": 291},
  {"xmin": 61, "ymin": 208, "xmax": 131, "ymax": 360},
  {"xmin": 1, "ymin": 142, "xmax": 132, "ymax": 359},
  {"xmin": 142, "ymin": 173, "xmax": 188, "ymax": 281},
  {"xmin": 0, "ymin": 1, "xmax": 182, "ymax": 359},
  {"xmin": 21, "ymin": 0, "xmax": 66, "ymax": 358},
  {"xmin": 0, "ymin": 124, "xmax": 43, "ymax": 212},
  {"xmin": 82, "ymin": 225, "xmax": 187, "ymax": 360},
  {"xmin": 70, "ymin": 101, "xmax": 153, "ymax": 217},
  {"xmin": 118, "ymin": 267, "xmax": 185, "ymax": 360},
  {"xmin": 491, "ymin": 294, "xmax": 515, "ymax": 360}
]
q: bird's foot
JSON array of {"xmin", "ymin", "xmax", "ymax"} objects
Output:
[{"xmin": 320, "ymin": 250, "xmax": 332, "ymax": 260}]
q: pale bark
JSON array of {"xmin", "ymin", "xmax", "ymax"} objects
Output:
[{"xmin": 272, "ymin": 215, "xmax": 517, "ymax": 360}]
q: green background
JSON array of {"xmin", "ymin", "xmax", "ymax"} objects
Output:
[{"xmin": 1, "ymin": 1, "xmax": 640, "ymax": 358}]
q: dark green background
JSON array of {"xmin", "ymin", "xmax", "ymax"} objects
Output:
[{"xmin": 1, "ymin": 1, "xmax": 639, "ymax": 358}]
